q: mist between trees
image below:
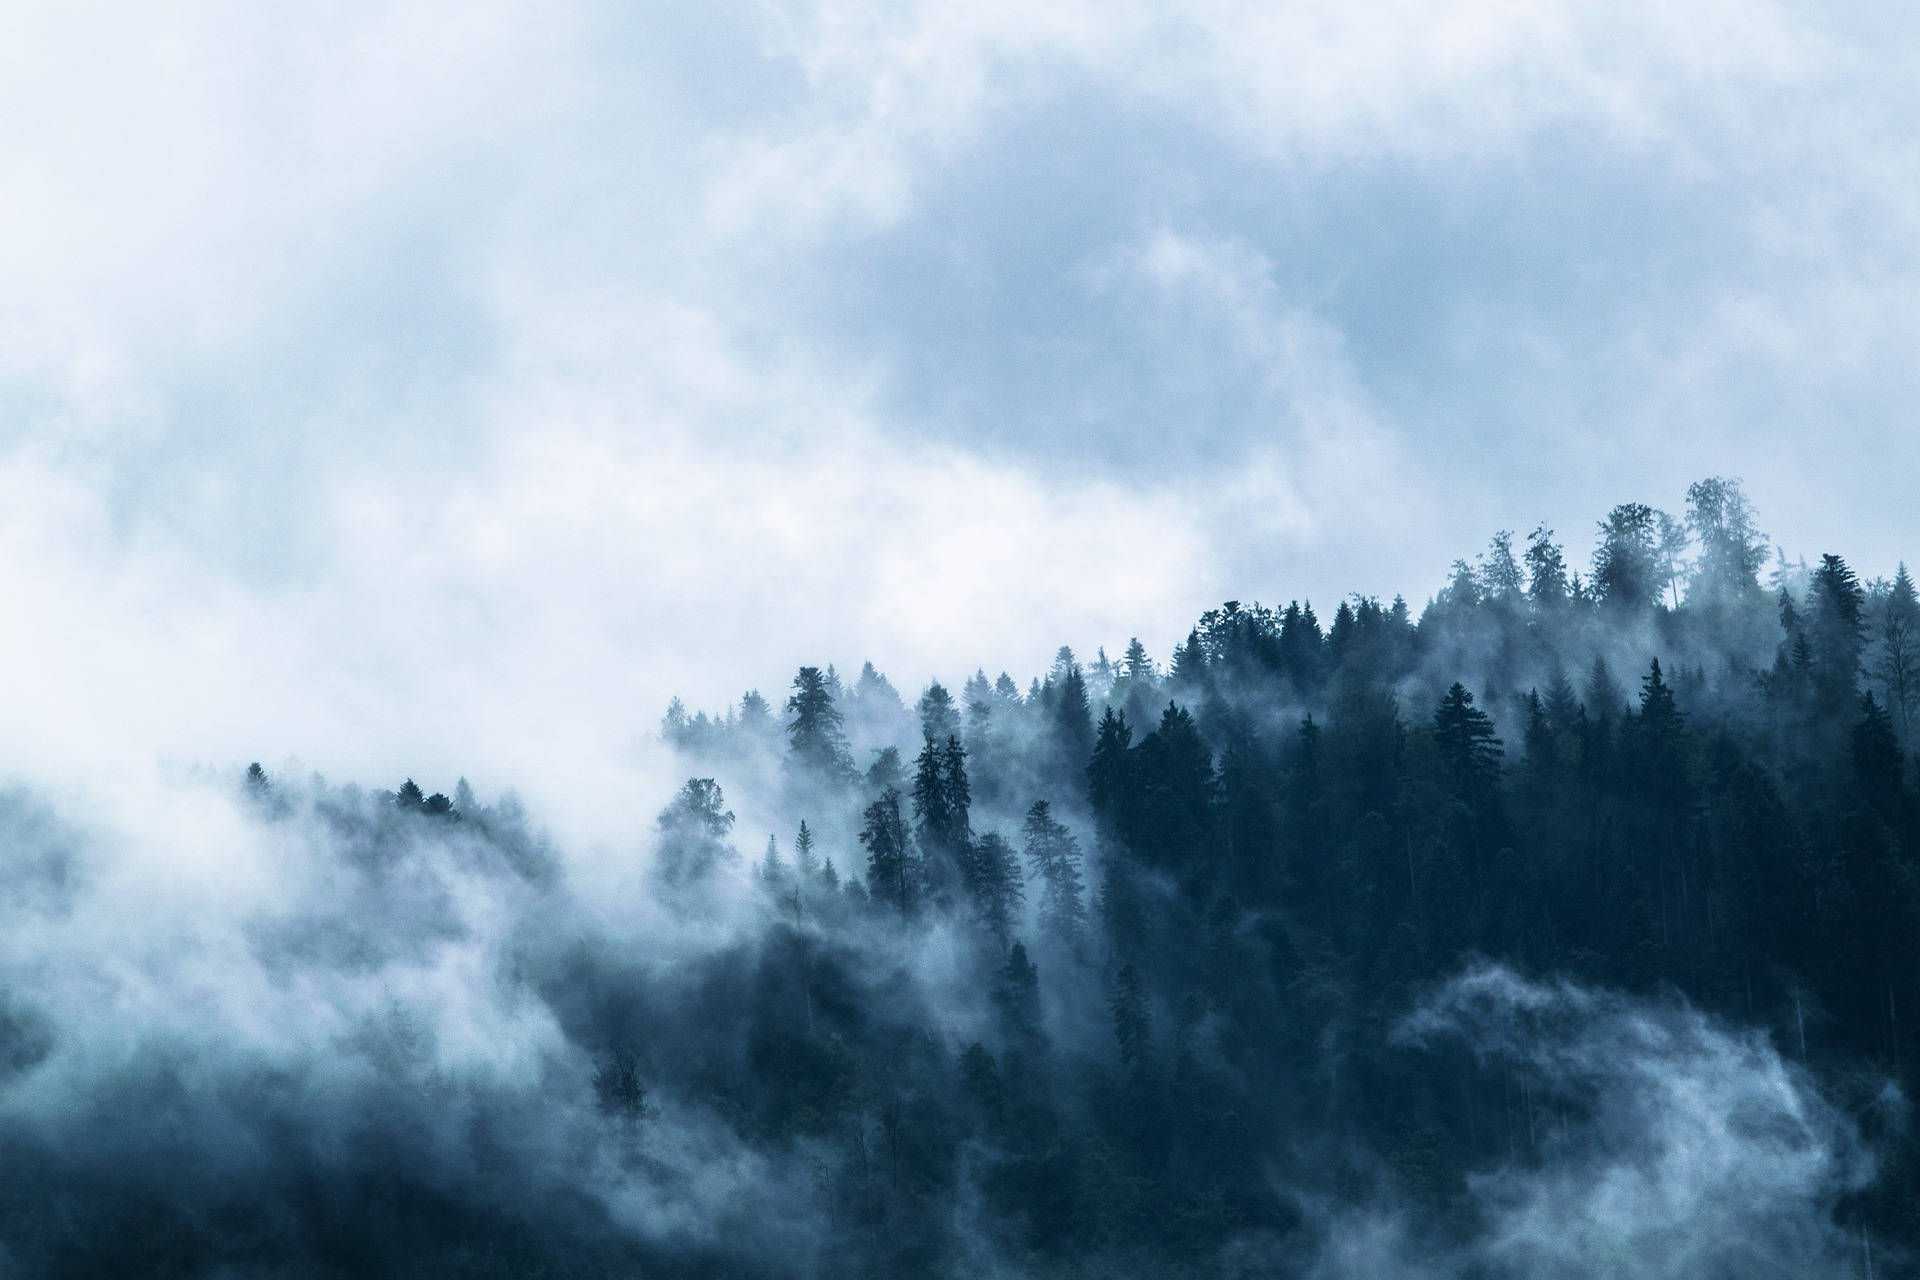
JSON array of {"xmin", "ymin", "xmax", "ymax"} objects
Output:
[{"xmin": 1, "ymin": 476, "xmax": 1914, "ymax": 1277}]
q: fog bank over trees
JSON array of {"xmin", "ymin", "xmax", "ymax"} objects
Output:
[{"xmin": 1, "ymin": 476, "xmax": 1914, "ymax": 1276}]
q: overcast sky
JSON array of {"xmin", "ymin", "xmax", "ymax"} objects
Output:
[{"xmin": 2, "ymin": 0, "xmax": 1916, "ymax": 817}]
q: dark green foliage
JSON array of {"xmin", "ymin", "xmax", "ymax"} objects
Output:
[
  {"xmin": 860, "ymin": 786, "xmax": 913, "ymax": 911},
  {"xmin": 1592, "ymin": 502, "xmax": 1666, "ymax": 611},
  {"xmin": 1431, "ymin": 684, "xmax": 1502, "ymax": 801},
  {"xmin": 88, "ymin": 480, "xmax": 1920, "ymax": 1278},
  {"xmin": 1111, "ymin": 964, "xmax": 1150, "ymax": 1070},
  {"xmin": 1525, "ymin": 524, "xmax": 1568, "ymax": 608},
  {"xmin": 787, "ymin": 665, "xmax": 854, "ymax": 781},
  {"xmin": 1686, "ymin": 476, "xmax": 1768, "ymax": 605},
  {"xmin": 654, "ymin": 777, "xmax": 738, "ymax": 887},
  {"xmin": 1021, "ymin": 800, "xmax": 1087, "ymax": 948},
  {"xmin": 965, "ymin": 831, "xmax": 1024, "ymax": 947}
]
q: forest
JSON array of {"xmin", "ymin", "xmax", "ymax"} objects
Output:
[{"xmin": 1, "ymin": 476, "xmax": 1913, "ymax": 1277}]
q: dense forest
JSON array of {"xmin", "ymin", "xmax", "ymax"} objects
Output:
[{"xmin": 3, "ymin": 476, "xmax": 1915, "ymax": 1277}]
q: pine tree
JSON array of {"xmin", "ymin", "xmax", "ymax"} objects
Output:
[
  {"xmin": 759, "ymin": 834, "xmax": 788, "ymax": 888},
  {"xmin": 1592, "ymin": 503, "xmax": 1665, "ymax": 611},
  {"xmin": 918, "ymin": 682, "xmax": 960, "ymax": 744},
  {"xmin": 787, "ymin": 667, "xmax": 854, "ymax": 780},
  {"xmin": 1808, "ymin": 554, "xmax": 1867, "ymax": 709},
  {"xmin": 1480, "ymin": 530, "xmax": 1525, "ymax": 603},
  {"xmin": 1628, "ymin": 659, "xmax": 1691, "ymax": 814},
  {"xmin": 997, "ymin": 943, "xmax": 1044, "ymax": 1057},
  {"xmin": 1022, "ymin": 801, "xmax": 1087, "ymax": 947},
  {"xmin": 1585, "ymin": 656, "xmax": 1621, "ymax": 719},
  {"xmin": 654, "ymin": 778, "xmax": 738, "ymax": 888},
  {"xmin": 1525, "ymin": 524, "xmax": 1569, "ymax": 609},
  {"xmin": 1853, "ymin": 692, "xmax": 1903, "ymax": 822},
  {"xmin": 1169, "ymin": 627, "xmax": 1207, "ymax": 688},
  {"xmin": 1876, "ymin": 563, "xmax": 1920, "ymax": 737},
  {"xmin": 967, "ymin": 832, "xmax": 1024, "ymax": 948},
  {"xmin": 1684, "ymin": 476, "xmax": 1767, "ymax": 605},
  {"xmin": 1432, "ymin": 684, "xmax": 1504, "ymax": 799},
  {"xmin": 1543, "ymin": 669, "xmax": 1580, "ymax": 730},
  {"xmin": 1088, "ymin": 707, "xmax": 1134, "ymax": 826},
  {"xmin": 1052, "ymin": 661, "xmax": 1095, "ymax": 775},
  {"xmin": 794, "ymin": 820, "xmax": 820, "ymax": 879},
  {"xmin": 738, "ymin": 690, "xmax": 774, "ymax": 738},
  {"xmin": 861, "ymin": 787, "xmax": 914, "ymax": 912},
  {"xmin": 913, "ymin": 733, "xmax": 974, "ymax": 903},
  {"xmin": 1444, "ymin": 560, "xmax": 1483, "ymax": 609},
  {"xmin": 866, "ymin": 745, "xmax": 905, "ymax": 795}
]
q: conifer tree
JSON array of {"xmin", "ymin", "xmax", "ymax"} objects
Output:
[
  {"xmin": 861, "ymin": 787, "xmax": 914, "ymax": 911},
  {"xmin": 759, "ymin": 834, "xmax": 787, "ymax": 887},
  {"xmin": 1685, "ymin": 476, "xmax": 1768, "ymax": 604},
  {"xmin": 1432, "ymin": 684, "xmax": 1503, "ymax": 800},
  {"xmin": 1877, "ymin": 563, "xmax": 1920, "ymax": 736},
  {"xmin": 654, "ymin": 778, "xmax": 738, "ymax": 888},
  {"xmin": 918, "ymin": 682, "xmax": 960, "ymax": 744},
  {"xmin": 1022, "ymin": 800, "xmax": 1087, "ymax": 947},
  {"xmin": 1052, "ymin": 661, "xmax": 1095, "ymax": 775},
  {"xmin": 1525, "ymin": 524, "xmax": 1569, "ymax": 608},
  {"xmin": 1808, "ymin": 554, "xmax": 1867, "ymax": 709},
  {"xmin": 967, "ymin": 832, "xmax": 1024, "ymax": 948},
  {"xmin": 793, "ymin": 820, "xmax": 820, "ymax": 879},
  {"xmin": 1480, "ymin": 530, "xmax": 1525, "ymax": 603},
  {"xmin": 1592, "ymin": 503, "xmax": 1665, "ymax": 611},
  {"xmin": 786, "ymin": 666, "xmax": 854, "ymax": 780},
  {"xmin": 1087, "ymin": 707, "xmax": 1134, "ymax": 827}
]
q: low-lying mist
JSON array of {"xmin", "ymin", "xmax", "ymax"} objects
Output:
[{"xmin": 4, "ymin": 482, "xmax": 1914, "ymax": 1276}]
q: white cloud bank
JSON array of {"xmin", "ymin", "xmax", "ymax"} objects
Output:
[{"xmin": 0, "ymin": 0, "xmax": 1914, "ymax": 800}]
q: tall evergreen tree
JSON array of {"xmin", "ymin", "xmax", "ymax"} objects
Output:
[
  {"xmin": 1432, "ymin": 684, "xmax": 1504, "ymax": 801},
  {"xmin": 919, "ymin": 682, "xmax": 960, "ymax": 744},
  {"xmin": 861, "ymin": 787, "xmax": 914, "ymax": 912},
  {"xmin": 1022, "ymin": 801, "xmax": 1087, "ymax": 948},
  {"xmin": 655, "ymin": 778, "xmax": 738, "ymax": 888},
  {"xmin": 1878, "ymin": 563, "xmax": 1920, "ymax": 736},
  {"xmin": 1684, "ymin": 476, "xmax": 1767, "ymax": 605},
  {"xmin": 966, "ymin": 832, "xmax": 1024, "ymax": 949},
  {"xmin": 1525, "ymin": 524, "xmax": 1569, "ymax": 609},
  {"xmin": 786, "ymin": 666, "xmax": 854, "ymax": 781},
  {"xmin": 1480, "ymin": 530, "xmax": 1525, "ymax": 603},
  {"xmin": 793, "ymin": 820, "xmax": 820, "ymax": 879},
  {"xmin": 1592, "ymin": 503, "xmax": 1665, "ymax": 611},
  {"xmin": 1808, "ymin": 554, "xmax": 1867, "ymax": 709}
]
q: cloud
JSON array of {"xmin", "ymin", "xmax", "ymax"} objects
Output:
[
  {"xmin": 1334, "ymin": 964, "xmax": 1893, "ymax": 1280},
  {"xmin": 0, "ymin": 0, "xmax": 1917, "ymax": 799}
]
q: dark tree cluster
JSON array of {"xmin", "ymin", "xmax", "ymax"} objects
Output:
[{"xmin": 12, "ymin": 476, "xmax": 1919, "ymax": 1277}]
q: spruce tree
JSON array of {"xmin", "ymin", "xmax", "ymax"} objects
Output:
[
  {"xmin": 861, "ymin": 787, "xmax": 914, "ymax": 912},
  {"xmin": 1592, "ymin": 503, "xmax": 1665, "ymax": 611},
  {"xmin": 1878, "ymin": 563, "xmax": 1920, "ymax": 735},
  {"xmin": 786, "ymin": 666, "xmax": 854, "ymax": 780},
  {"xmin": 1022, "ymin": 800, "xmax": 1087, "ymax": 948},
  {"xmin": 1684, "ymin": 476, "xmax": 1767, "ymax": 604},
  {"xmin": 1525, "ymin": 524, "xmax": 1569, "ymax": 609},
  {"xmin": 794, "ymin": 820, "xmax": 820, "ymax": 879},
  {"xmin": 1432, "ymin": 684, "xmax": 1503, "ymax": 800}
]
